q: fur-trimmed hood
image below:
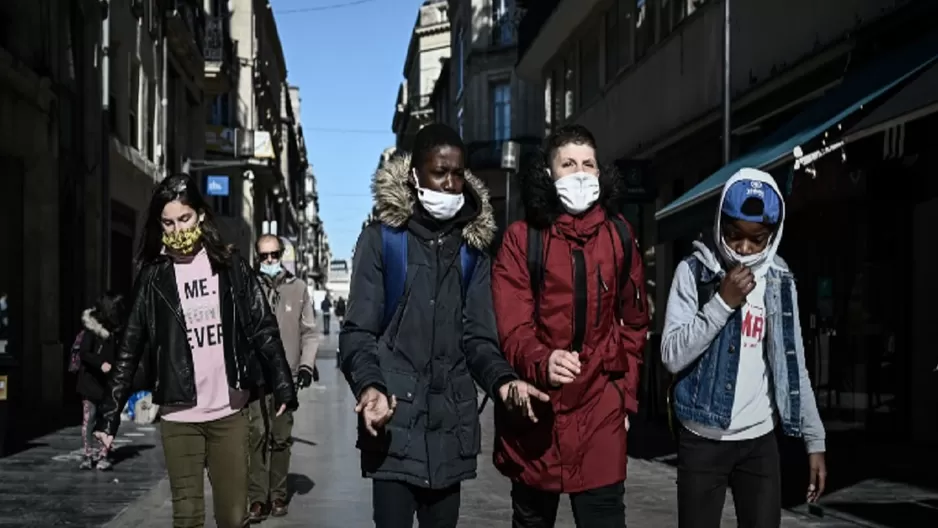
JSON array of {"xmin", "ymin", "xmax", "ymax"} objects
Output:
[
  {"xmin": 371, "ymin": 153, "xmax": 496, "ymax": 250},
  {"xmin": 519, "ymin": 152, "xmax": 627, "ymax": 228},
  {"xmin": 82, "ymin": 309, "xmax": 110, "ymax": 339}
]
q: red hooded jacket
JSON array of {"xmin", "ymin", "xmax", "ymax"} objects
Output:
[{"xmin": 491, "ymin": 205, "xmax": 649, "ymax": 493}]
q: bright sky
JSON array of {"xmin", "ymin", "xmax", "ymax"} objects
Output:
[{"xmin": 273, "ymin": 0, "xmax": 424, "ymax": 262}]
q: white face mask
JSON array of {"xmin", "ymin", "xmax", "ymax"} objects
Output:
[
  {"xmin": 413, "ymin": 169, "xmax": 465, "ymax": 221},
  {"xmin": 719, "ymin": 237, "xmax": 772, "ymax": 277},
  {"xmin": 554, "ymin": 171, "xmax": 600, "ymax": 215}
]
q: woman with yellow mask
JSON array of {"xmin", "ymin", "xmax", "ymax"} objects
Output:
[{"xmin": 94, "ymin": 173, "xmax": 297, "ymax": 528}]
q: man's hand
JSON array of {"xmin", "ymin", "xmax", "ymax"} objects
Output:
[
  {"xmin": 624, "ymin": 415, "xmax": 630, "ymax": 432},
  {"xmin": 498, "ymin": 380, "xmax": 550, "ymax": 422},
  {"xmin": 807, "ymin": 452, "xmax": 827, "ymax": 503},
  {"xmin": 355, "ymin": 386, "xmax": 397, "ymax": 436},
  {"xmin": 101, "ymin": 362, "xmax": 112, "ymax": 374},
  {"xmin": 296, "ymin": 366, "xmax": 314, "ymax": 389},
  {"xmin": 547, "ymin": 350, "xmax": 581, "ymax": 387},
  {"xmin": 718, "ymin": 265, "xmax": 755, "ymax": 308}
]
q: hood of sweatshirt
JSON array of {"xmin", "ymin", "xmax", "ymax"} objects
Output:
[{"xmin": 692, "ymin": 168, "xmax": 786, "ymax": 278}]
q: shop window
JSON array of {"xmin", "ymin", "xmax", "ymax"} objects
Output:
[
  {"xmin": 491, "ymin": 81, "xmax": 512, "ymax": 142},
  {"xmin": 617, "ymin": 0, "xmax": 634, "ymax": 70},
  {"xmin": 492, "ymin": 0, "xmax": 516, "ymax": 46},
  {"xmin": 635, "ymin": 0, "xmax": 656, "ymax": 61},
  {"xmin": 129, "ymin": 60, "xmax": 141, "ymax": 149},
  {"xmin": 605, "ymin": 3, "xmax": 620, "ymax": 82},
  {"xmin": 563, "ymin": 53, "xmax": 576, "ymax": 119},
  {"xmin": 579, "ymin": 30, "xmax": 600, "ymax": 104}
]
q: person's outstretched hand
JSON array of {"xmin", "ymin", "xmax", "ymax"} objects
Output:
[
  {"xmin": 498, "ymin": 380, "xmax": 550, "ymax": 423},
  {"xmin": 355, "ymin": 386, "xmax": 397, "ymax": 436}
]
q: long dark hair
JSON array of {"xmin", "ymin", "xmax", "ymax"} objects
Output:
[
  {"xmin": 137, "ymin": 173, "xmax": 233, "ymax": 266},
  {"xmin": 93, "ymin": 291, "xmax": 127, "ymax": 333},
  {"xmin": 519, "ymin": 124, "xmax": 625, "ymax": 228}
]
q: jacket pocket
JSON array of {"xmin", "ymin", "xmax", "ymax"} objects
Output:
[
  {"xmin": 453, "ymin": 375, "xmax": 481, "ymax": 458},
  {"xmin": 608, "ymin": 375, "xmax": 626, "ymax": 415}
]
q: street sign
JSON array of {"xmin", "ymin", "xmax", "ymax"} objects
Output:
[
  {"xmin": 501, "ymin": 140, "xmax": 520, "ymax": 171},
  {"xmin": 206, "ymin": 175, "xmax": 230, "ymax": 197}
]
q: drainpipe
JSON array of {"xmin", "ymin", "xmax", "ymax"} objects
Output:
[
  {"xmin": 101, "ymin": 0, "xmax": 112, "ymax": 291},
  {"xmin": 161, "ymin": 27, "xmax": 169, "ymax": 175}
]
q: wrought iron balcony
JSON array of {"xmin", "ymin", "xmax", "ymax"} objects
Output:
[{"xmin": 162, "ymin": 0, "xmax": 206, "ymax": 81}]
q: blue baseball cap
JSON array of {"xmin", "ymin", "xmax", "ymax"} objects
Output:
[{"xmin": 721, "ymin": 178, "xmax": 781, "ymax": 224}]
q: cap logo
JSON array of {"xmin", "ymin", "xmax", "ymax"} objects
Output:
[{"xmin": 750, "ymin": 180, "xmax": 762, "ymax": 189}]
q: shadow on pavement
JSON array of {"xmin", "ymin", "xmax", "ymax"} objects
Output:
[
  {"xmin": 111, "ymin": 444, "xmax": 155, "ymax": 464},
  {"xmin": 292, "ymin": 435, "xmax": 317, "ymax": 447},
  {"xmin": 287, "ymin": 473, "xmax": 315, "ymax": 503}
]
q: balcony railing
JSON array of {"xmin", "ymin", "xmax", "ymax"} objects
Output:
[{"xmin": 163, "ymin": 0, "xmax": 206, "ymax": 78}]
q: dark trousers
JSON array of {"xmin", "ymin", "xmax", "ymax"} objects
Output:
[
  {"xmin": 511, "ymin": 481, "xmax": 626, "ymax": 528},
  {"xmin": 372, "ymin": 480, "xmax": 461, "ymax": 528},
  {"xmin": 247, "ymin": 394, "xmax": 294, "ymax": 504},
  {"xmin": 322, "ymin": 314, "xmax": 331, "ymax": 335},
  {"xmin": 677, "ymin": 427, "xmax": 781, "ymax": 528}
]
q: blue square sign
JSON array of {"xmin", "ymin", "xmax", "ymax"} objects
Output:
[{"xmin": 206, "ymin": 175, "xmax": 230, "ymax": 197}]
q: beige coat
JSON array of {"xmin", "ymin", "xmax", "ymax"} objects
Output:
[{"xmin": 259, "ymin": 272, "xmax": 318, "ymax": 375}]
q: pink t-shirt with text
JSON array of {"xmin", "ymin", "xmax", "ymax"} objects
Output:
[{"xmin": 161, "ymin": 250, "xmax": 249, "ymax": 423}]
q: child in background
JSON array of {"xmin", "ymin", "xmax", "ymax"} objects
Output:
[{"xmin": 75, "ymin": 292, "xmax": 126, "ymax": 470}]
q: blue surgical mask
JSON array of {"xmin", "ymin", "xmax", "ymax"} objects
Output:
[{"xmin": 260, "ymin": 262, "xmax": 282, "ymax": 277}]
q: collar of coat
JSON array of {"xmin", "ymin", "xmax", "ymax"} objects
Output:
[
  {"xmin": 82, "ymin": 309, "xmax": 110, "ymax": 339},
  {"xmin": 371, "ymin": 153, "xmax": 496, "ymax": 250}
]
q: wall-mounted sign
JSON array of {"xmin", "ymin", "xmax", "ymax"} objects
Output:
[{"xmin": 206, "ymin": 175, "xmax": 230, "ymax": 197}]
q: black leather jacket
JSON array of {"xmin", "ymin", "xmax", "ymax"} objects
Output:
[{"xmin": 96, "ymin": 252, "xmax": 297, "ymax": 436}]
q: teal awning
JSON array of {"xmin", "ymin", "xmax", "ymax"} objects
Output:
[{"xmin": 655, "ymin": 30, "xmax": 938, "ymax": 221}]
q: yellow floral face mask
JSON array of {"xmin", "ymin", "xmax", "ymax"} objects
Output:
[{"xmin": 162, "ymin": 225, "xmax": 203, "ymax": 255}]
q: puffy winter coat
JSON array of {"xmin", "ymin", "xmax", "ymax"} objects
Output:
[
  {"xmin": 491, "ymin": 164, "xmax": 649, "ymax": 494},
  {"xmin": 340, "ymin": 154, "xmax": 517, "ymax": 490}
]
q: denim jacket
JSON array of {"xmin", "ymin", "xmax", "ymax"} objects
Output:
[{"xmin": 660, "ymin": 242, "xmax": 825, "ymax": 453}]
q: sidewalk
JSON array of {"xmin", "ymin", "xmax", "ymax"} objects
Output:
[
  {"xmin": 106, "ymin": 360, "xmax": 860, "ymax": 528},
  {"xmin": 0, "ymin": 419, "xmax": 166, "ymax": 527}
]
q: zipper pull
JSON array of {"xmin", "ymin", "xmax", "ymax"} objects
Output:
[{"xmin": 600, "ymin": 275, "xmax": 609, "ymax": 292}]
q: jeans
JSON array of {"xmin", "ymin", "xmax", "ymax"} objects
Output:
[
  {"xmin": 372, "ymin": 480, "xmax": 461, "ymax": 528},
  {"xmin": 511, "ymin": 481, "xmax": 626, "ymax": 528},
  {"xmin": 322, "ymin": 314, "xmax": 331, "ymax": 335},
  {"xmin": 160, "ymin": 410, "xmax": 250, "ymax": 528},
  {"xmin": 677, "ymin": 427, "xmax": 781, "ymax": 528},
  {"xmin": 248, "ymin": 394, "xmax": 294, "ymax": 504}
]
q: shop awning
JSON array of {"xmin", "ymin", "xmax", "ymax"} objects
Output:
[
  {"xmin": 844, "ymin": 60, "xmax": 938, "ymax": 142},
  {"xmin": 655, "ymin": 30, "xmax": 938, "ymax": 222}
]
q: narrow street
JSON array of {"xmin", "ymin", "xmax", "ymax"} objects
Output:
[{"xmin": 0, "ymin": 322, "xmax": 866, "ymax": 527}]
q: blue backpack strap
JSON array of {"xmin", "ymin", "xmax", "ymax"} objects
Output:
[
  {"xmin": 459, "ymin": 243, "xmax": 478, "ymax": 292},
  {"xmin": 380, "ymin": 225, "xmax": 408, "ymax": 332}
]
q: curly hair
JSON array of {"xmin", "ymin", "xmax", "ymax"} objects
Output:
[{"xmin": 519, "ymin": 124, "xmax": 626, "ymax": 228}]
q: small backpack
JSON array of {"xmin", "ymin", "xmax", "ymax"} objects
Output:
[
  {"xmin": 380, "ymin": 224, "xmax": 478, "ymax": 333},
  {"xmin": 67, "ymin": 330, "xmax": 86, "ymax": 373}
]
